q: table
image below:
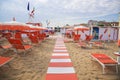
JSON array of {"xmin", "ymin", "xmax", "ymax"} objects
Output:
[{"xmin": 114, "ymin": 52, "xmax": 120, "ymax": 65}]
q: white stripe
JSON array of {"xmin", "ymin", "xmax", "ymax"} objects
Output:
[
  {"xmin": 47, "ymin": 67, "xmax": 75, "ymax": 74},
  {"xmin": 52, "ymin": 54, "xmax": 69, "ymax": 56},
  {"xmin": 55, "ymin": 45, "xmax": 65, "ymax": 46},
  {"xmin": 55, "ymin": 45, "xmax": 65, "ymax": 47},
  {"xmin": 56, "ymin": 42, "xmax": 64, "ymax": 44},
  {"xmin": 50, "ymin": 59, "xmax": 71, "ymax": 62},
  {"xmin": 54, "ymin": 51, "xmax": 68, "ymax": 53},
  {"xmin": 54, "ymin": 50, "xmax": 67, "ymax": 52},
  {"xmin": 55, "ymin": 46, "xmax": 65, "ymax": 47}
]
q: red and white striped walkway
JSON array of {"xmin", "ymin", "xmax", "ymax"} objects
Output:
[{"xmin": 46, "ymin": 36, "xmax": 78, "ymax": 80}]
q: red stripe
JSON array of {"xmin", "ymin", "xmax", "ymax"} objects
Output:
[
  {"xmin": 51, "ymin": 56, "xmax": 70, "ymax": 59},
  {"xmin": 104, "ymin": 29, "xmax": 108, "ymax": 33},
  {"xmin": 46, "ymin": 74, "xmax": 78, "ymax": 80},
  {"xmin": 49, "ymin": 62, "xmax": 73, "ymax": 67},
  {"xmin": 99, "ymin": 34, "xmax": 103, "ymax": 40}
]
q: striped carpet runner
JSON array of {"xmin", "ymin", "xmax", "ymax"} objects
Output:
[{"xmin": 45, "ymin": 36, "xmax": 78, "ymax": 80}]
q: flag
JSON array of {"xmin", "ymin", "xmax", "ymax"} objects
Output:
[
  {"xmin": 31, "ymin": 7, "xmax": 35, "ymax": 14},
  {"xmin": 27, "ymin": 2, "xmax": 30, "ymax": 11},
  {"xmin": 29, "ymin": 7, "xmax": 35, "ymax": 18}
]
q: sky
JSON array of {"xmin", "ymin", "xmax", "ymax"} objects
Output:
[{"xmin": 0, "ymin": 0, "xmax": 120, "ymax": 27}]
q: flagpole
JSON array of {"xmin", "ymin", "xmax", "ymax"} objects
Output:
[{"xmin": 27, "ymin": 1, "xmax": 30, "ymax": 22}]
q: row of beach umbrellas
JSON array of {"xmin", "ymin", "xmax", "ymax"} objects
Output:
[{"xmin": 0, "ymin": 21, "xmax": 48, "ymax": 31}]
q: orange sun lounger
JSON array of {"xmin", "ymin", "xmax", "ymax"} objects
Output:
[
  {"xmin": 77, "ymin": 41, "xmax": 88, "ymax": 48},
  {"xmin": 0, "ymin": 56, "xmax": 13, "ymax": 67},
  {"xmin": 0, "ymin": 44, "xmax": 12, "ymax": 54},
  {"xmin": 7, "ymin": 38, "xmax": 32, "ymax": 55},
  {"xmin": 0, "ymin": 44, "xmax": 12, "ymax": 50},
  {"xmin": 91, "ymin": 53, "xmax": 118, "ymax": 74}
]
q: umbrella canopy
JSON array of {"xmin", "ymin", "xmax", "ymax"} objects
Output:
[
  {"xmin": 41, "ymin": 27, "xmax": 48, "ymax": 30},
  {"xmin": 0, "ymin": 21, "xmax": 30, "ymax": 30},
  {"xmin": 74, "ymin": 26, "xmax": 89, "ymax": 31},
  {"xmin": 29, "ymin": 25, "xmax": 41, "ymax": 30},
  {"xmin": 29, "ymin": 25, "xmax": 48, "ymax": 31}
]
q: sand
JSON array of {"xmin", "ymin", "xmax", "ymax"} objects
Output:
[
  {"xmin": 65, "ymin": 41, "xmax": 120, "ymax": 80},
  {"xmin": 0, "ymin": 37, "xmax": 55, "ymax": 80},
  {"xmin": 0, "ymin": 34, "xmax": 120, "ymax": 80}
]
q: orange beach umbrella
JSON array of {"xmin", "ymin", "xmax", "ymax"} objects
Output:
[
  {"xmin": 74, "ymin": 26, "xmax": 89, "ymax": 34},
  {"xmin": 0, "ymin": 21, "xmax": 30, "ymax": 31},
  {"xmin": 74, "ymin": 26, "xmax": 89, "ymax": 31}
]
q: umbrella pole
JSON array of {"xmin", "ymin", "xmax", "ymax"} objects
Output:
[{"xmin": 77, "ymin": 30, "xmax": 78, "ymax": 35}]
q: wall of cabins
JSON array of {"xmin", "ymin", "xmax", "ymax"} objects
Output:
[{"xmin": 93, "ymin": 27, "xmax": 118, "ymax": 41}]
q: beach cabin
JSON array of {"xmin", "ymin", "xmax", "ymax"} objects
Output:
[{"xmin": 91, "ymin": 26, "xmax": 119, "ymax": 41}]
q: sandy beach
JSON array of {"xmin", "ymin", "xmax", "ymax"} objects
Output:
[
  {"xmin": 0, "ymin": 34, "xmax": 120, "ymax": 80},
  {"xmin": 0, "ymin": 37, "xmax": 55, "ymax": 80},
  {"xmin": 65, "ymin": 41, "xmax": 120, "ymax": 80}
]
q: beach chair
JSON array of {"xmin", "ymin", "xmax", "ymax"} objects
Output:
[
  {"xmin": 38, "ymin": 33, "xmax": 46, "ymax": 41},
  {"xmin": 3, "ymin": 32, "xmax": 12, "ymax": 39},
  {"xmin": 77, "ymin": 41, "xmax": 88, "ymax": 48},
  {"xmin": 0, "ymin": 56, "xmax": 13, "ymax": 67},
  {"xmin": 0, "ymin": 44, "xmax": 12, "ymax": 50},
  {"xmin": 38, "ymin": 34, "xmax": 43, "ymax": 41},
  {"xmin": 76, "ymin": 35, "xmax": 93, "ymax": 48},
  {"xmin": 0, "ymin": 44, "xmax": 12, "ymax": 54},
  {"xmin": 7, "ymin": 38, "xmax": 32, "ymax": 55},
  {"xmin": 73, "ymin": 35, "xmax": 81, "ymax": 42},
  {"xmin": 85, "ymin": 35, "xmax": 93, "ymax": 42},
  {"xmin": 15, "ymin": 32, "xmax": 21, "ymax": 39},
  {"xmin": 27, "ymin": 34, "xmax": 41, "ymax": 45},
  {"xmin": 15, "ymin": 32, "xmax": 29, "ymax": 43},
  {"xmin": 93, "ymin": 42, "xmax": 105, "ymax": 48},
  {"xmin": 91, "ymin": 53, "xmax": 118, "ymax": 74}
]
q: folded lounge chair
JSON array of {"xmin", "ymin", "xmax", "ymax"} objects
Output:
[
  {"xmin": 85, "ymin": 35, "xmax": 93, "ymax": 42},
  {"xmin": 77, "ymin": 41, "xmax": 88, "ymax": 48},
  {"xmin": 93, "ymin": 42, "xmax": 105, "ymax": 48},
  {"xmin": 91, "ymin": 53, "xmax": 118, "ymax": 74},
  {"xmin": 15, "ymin": 32, "xmax": 29, "ymax": 43},
  {"xmin": 0, "ymin": 56, "xmax": 13, "ymax": 67},
  {"xmin": 0, "ymin": 44, "xmax": 12, "ymax": 50},
  {"xmin": 73, "ymin": 35, "xmax": 81, "ymax": 42},
  {"xmin": 28, "ymin": 35, "xmax": 40, "ymax": 44},
  {"xmin": 7, "ymin": 38, "xmax": 32, "ymax": 55},
  {"xmin": 0, "ymin": 44, "xmax": 12, "ymax": 54}
]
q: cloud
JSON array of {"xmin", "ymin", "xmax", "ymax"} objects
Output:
[{"xmin": 0, "ymin": 0, "xmax": 120, "ymax": 26}]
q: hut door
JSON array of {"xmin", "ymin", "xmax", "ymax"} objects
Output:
[{"xmin": 93, "ymin": 27, "xmax": 99, "ymax": 40}]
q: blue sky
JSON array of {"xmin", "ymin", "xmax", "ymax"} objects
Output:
[{"xmin": 0, "ymin": 0, "xmax": 120, "ymax": 27}]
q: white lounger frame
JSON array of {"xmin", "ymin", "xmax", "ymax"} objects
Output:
[{"xmin": 91, "ymin": 55, "xmax": 118, "ymax": 74}]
